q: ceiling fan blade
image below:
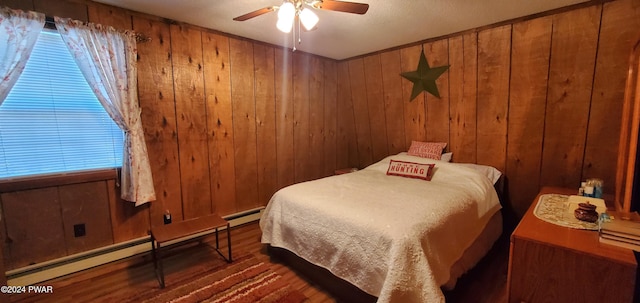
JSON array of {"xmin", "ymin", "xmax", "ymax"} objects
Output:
[
  {"xmin": 233, "ymin": 6, "xmax": 277, "ymax": 21},
  {"xmin": 315, "ymin": 0, "xmax": 369, "ymax": 14}
]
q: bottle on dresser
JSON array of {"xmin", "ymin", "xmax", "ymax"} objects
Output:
[{"xmin": 578, "ymin": 178, "xmax": 603, "ymax": 198}]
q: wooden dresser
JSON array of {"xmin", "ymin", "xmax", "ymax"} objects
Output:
[{"xmin": 507, "ymin": 187, "xmax": 637, "ymax": 303}]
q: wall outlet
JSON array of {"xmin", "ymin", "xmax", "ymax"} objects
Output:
[
  {"xmin": 163, "ymin": 211, "xmax": 172, "ymax": 225},
  {"xmin": 73, "ymin": 224, "xmax": 86, "ymax": 237}
]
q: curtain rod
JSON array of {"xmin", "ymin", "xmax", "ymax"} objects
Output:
[{"xmin": 43, "ymin": 15, "xmax": 151, "ymax": 43}]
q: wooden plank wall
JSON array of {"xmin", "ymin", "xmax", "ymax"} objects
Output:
[
  {"xmin": 380, "ymin": 50, "xmax": 406, "ymax": 155},
  {"xmin": 203, "ymin": 32, "xmax": 236, "ymax": 216},
  {"xmin": 449, "ymin": 33, "xmax": 478, "ymax": 164},
  {"xmin": 2, "ymin": 0, "xmax": 640, "ymax": 270},
  {"xmin": 135, "ymin": 15, "xmax": 182, "ymax": 233},
  {"xmin": 0, "ymin": 0, "xmax": 151, "ymax": 268},
  {"xmin": 477, "ymin": 25, "xmax": 510, "ymax": 173},
  {"xmin": 254, "ymin": 44, "xmax": 278, "ymax": 208},
  {"xmin": 323, "ymin": 61, "xmax": 339, "ymax": 177},
  {"xmin": 507, "ymin": 17, "xmax": 552, "ymax": 216},
  {"xmin": 337, "ymin": 0, "xmax": 640, "ymax": 216},
  {"xmin": 540, "ymin": 7, "xmax": 601, "ymax": 191},
  {"xmin": 0, "ymin": 0, "xmax": 338, "ymax": 270},
  {"xmin": 274, "ymin": 49, "xmax": 295, "ymax": 189}
]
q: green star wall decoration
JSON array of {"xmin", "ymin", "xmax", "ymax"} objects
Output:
[{"xmin": 400, "ymin": 49, "xmax": 450, "ymax": 101}]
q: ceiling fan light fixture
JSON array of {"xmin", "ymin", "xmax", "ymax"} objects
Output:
[
  {"xmin": 234, "ymin": 0, "xmax": 369, "ymax": 50},
  {"xmin": 276, "ymin": 1, "xmax": 295, "ymax": 33},
  {"xmin": 299, "ymin": 7, "xmax": 319, "ymax": 31},
  {"xmin": 278, "ymin": 2, "xmax": 295, "ymax": 20},
  {"xmin": 276, "ymin": 17, "xmax": 294, "ymax": 33}
]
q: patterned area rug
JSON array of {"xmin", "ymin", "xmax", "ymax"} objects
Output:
[{"xmin": 106, "ymin": 253, "xmax": 308, "ymax": 303}]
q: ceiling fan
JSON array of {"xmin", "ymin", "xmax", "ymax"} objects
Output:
[{"xmin": 233, "ymin": 0, "xmax": 369, "ymax": 50}]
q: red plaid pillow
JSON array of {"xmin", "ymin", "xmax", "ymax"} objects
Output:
[{"xmin": 407, "ymin": 141, "xmax": 447, "ymax": 160}]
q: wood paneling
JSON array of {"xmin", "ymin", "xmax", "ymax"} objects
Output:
[
  {"xmin": 107, "ymin": 180, "xmax": 150, "ymax": 243},
  {"xmin": 203, "ymin": 32, "xmax": 237, "ymax": 216},
  {"xmin": 134, "ymin": 19, "xmax": 181, "ymax": 222},
  {"xmin": 477, "ymin": 25, "xmax": 511, "ymax": 172},
  {"xmin": 308, "ymin": 56, "xmax": 325, "ymax": 180},
  {"xmin": 3, "ymin": 0, "xmax": 640, "ymax": 272},
  {"xmin": 336, "ymin": 61, "xmax": 358, "ymax": 169},
  {"xmin": 1, "ymin": 0, "xmax": 33, "ymax": 10},
  {"xmin": 2, "ymin": 188, "xmax": 66, "ymax": 269},
  {"xmin": 33, "ymin": 0, "xmax": 87, "ymax": 21},
  {"xmin": 59, "ymin": 182, "xmax": 113, "ymax": 255},
  {"xmin": 364, "ymin": 54, "xmax": 389, "ymax": 162},
  {"xmin": 230, "ymin": 38, "xmax": 259, "ymax": 210},
  {"xmin": 0, "ymin": 170, "xmax": 116, "ymax": 193},
  {"xmin": 401, "ymin": 45, "xmax": 427, "ymax": 148},
  {"xmin": 171, "ymin": 24, "xmax": 212, "ymax": 219},
  {"xmin": 448, "ymin": 33, "xmax": 478, "ymax": 163},
  {"xmin": 87, "ymin": 3, "xmax": 130, "ymax": 29},
  {"xmin": 541, "ymin": 6, "xmax": 601, "ymax": 189},
  {"xmin": 424, "ymin": 40, "xmax": 450, "ymax": 144},
  {"xmin": 275, "ymin": 48, "xmax": 295, "ymax": 188},
  {"xmin": 348, "ymin": 58, "xmax": 374, "ymax": 168},
  {"xmin": 380, "ymin": 50, "xmax": 406, "ymax": 155},
  {"xmin": 134, "ymin": 16, "xmax": 183, "ymax": 227},
  {"xmin": 584, "ymin": 0, "xmax": 640, "ymax": 187},
  {"xmin": 507, "ymin": 17, "xmax": 552, "ymax": 216},
  {"xmin": 337, "ymin": 1, "xmax": 640, "ymax": 215},
  {"xmin": 293, "ymin": 52, "xmax": 311, "ymax": 181},
  {"xmin": 254, "ymin": 43, "xmax": 278, "ymax": 206},
  {"xmin": 323, "ymin": 60, "xmax": 338, "ymax": 176}
]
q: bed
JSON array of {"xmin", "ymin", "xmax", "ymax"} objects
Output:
[{"xmin": 260, "ymin": 152, "xmax": 503, "ymax": 303}]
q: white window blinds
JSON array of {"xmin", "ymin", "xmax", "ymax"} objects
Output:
[{"xmin": 0, "ymin": 29, "xmax": 124, "ymax": 179}]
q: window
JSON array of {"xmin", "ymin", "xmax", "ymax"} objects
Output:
[{"xmin": 0, "ymin": 29, "xmax": 123, "ymax": 179}]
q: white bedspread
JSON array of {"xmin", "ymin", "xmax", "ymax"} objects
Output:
[{"xmin": 260, "ymin": 153, "xmax": 501, "ymax": 303}]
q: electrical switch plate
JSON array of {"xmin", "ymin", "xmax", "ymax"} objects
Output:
[{"xmin": 73, "ymin": 223, "xmax": 86, "ymax": 237}]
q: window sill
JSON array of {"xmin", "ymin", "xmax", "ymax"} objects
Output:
[{"xmin": 0, "ymin": 169, "xmax": 119, "ymax": 193}]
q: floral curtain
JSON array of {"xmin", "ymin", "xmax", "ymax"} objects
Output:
[
  {"xmin": 55, "ymin": 17, "xmax": 156, "ymax": 206},
  {"xmin": 0, "ymin": 8, "xmax": 44, "ymax": 105}
]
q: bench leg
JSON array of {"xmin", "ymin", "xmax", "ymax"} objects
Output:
[
  {"xmin": 215, "ymin": 227, "xmax": 219, "ymax": 250},
  {"xmin": 157, "ymin": 243, "xmax": 166, "ymax": 288},
  {"xmin": 151, "ymin": 237, "xmax": 165, "ymax": 289},
  {"xmin": 226, "ymin": 223, "xmax": 232, "ymax": 262},
  {"xmin": 213, "ymin": 224, "xmax": 232, "ymax": 263},
  {"xmin": 151, "ymin": 235, "xmax": 157, "ymax": 271}
]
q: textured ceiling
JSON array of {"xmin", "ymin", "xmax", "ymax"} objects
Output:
[{"xmin": 93, "ymin": 0, "xmax": 589, "ymax": 60}]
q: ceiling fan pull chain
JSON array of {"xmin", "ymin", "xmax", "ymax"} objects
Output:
[
  {"xmin": 297, "ymin": 16, "xmax": 302, "ymax": 45},
  {"xmin": 292, "ymin": 16, "xmax": 297, "ymax": 51}
]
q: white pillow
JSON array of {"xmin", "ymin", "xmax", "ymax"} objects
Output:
[
  {"xmin": 455, "ymin": 163, "xmax": 502, "ymax": 184},
  {"xmin": 440, "ymin": 152, "xmax": 453, "ymax": 162}
]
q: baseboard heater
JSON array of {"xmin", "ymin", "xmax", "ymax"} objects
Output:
[{"xmin": 6, "ymin": 207, "xmax": 265, "ymax": 286}]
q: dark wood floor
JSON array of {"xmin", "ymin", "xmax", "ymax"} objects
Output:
[{"xmin": 6, "ymin": 221, "xmax": 510, "ymax": 302}]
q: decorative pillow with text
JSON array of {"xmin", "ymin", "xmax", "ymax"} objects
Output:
[
  {"xmin": 407, "ymin": 141, "xmax": 447, "ymax": 160},
  {"xmin": 386, "ymin": 160, "xmax": 435, "ymax": 181}
]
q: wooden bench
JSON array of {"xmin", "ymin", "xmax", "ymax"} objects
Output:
[{"xmin": 150, "ymin": 213, "xmax": 232, "ymax": 288}]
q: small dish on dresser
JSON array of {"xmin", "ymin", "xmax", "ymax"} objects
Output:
[{"xmin": 574, "ymin": 202, "xmax": 599, "ymax": 223}]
